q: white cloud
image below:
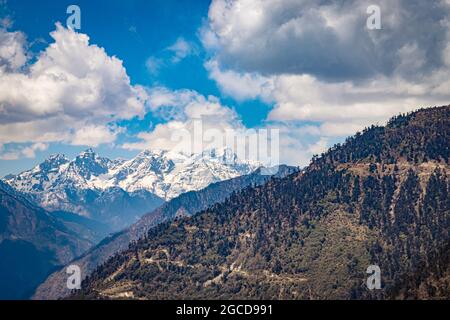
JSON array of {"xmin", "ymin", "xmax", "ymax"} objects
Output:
[
  {"xmin": 203, "ymin": 0, "xmax": 450, "ymax": 81},
  {"xmin": 21, "ymin": 142, "xmax": 48, "ymax": 158},
  {"xmin": 145, "ymin": 56, "xmax": 163, "ymax": 75},
  {"xmin": 0, "ymin": 142, "xmax": 48, "ymax": 160},
  {"xmin": 270, "ymin": 123, "xmax": 331, "ymax": 167},
  {"xmin": 147, "ymin": 86, "xmax": 203, "ymax": 116},
  {"xmin": 0, "ymin": 23, "xmax": 147, "ymax": 148},
  {"xmin": 70, "ymin": 125, "xmax": 120, "ymax": 147},
  {"xmin": 208, "ymin": 61, "xmax": 450, "ymax": 129},
  {"xmin": 123, "ymin": 87, "xmax": 243, "ymax": 154},
  {"xmin": 308, "ymin": 137, "xmax": 329, "ymax": 156},
  {"xmin": 205, "ymin": 60, "xmax": 274, "ymax": 101},
  {"xmin": 167, "ymin": 37, "xmax": 196, "ymax": 63},
  {"xmin": 199, "ymin": 0, "xmax": 450, "ymax": 167},
  {"xmin": 0, "ymin": 151, "xmax": 20, "ymax": 160},
  {"xmin": 145, "ymin": 37, "xmax": 197, "ymax": 75},
  {"xmin": 266, "ymin": 74, "xmax": 450, "ymax": 124},
  {"xmin": 0, "ymin": 27, "xmax": 27, "ymax": 71},
  {"xmin": 203, "ymin": 0, "xmax": 450, "ymax": 141},
  {"xmin": 124, "ymin": 86, "xmax": 329, "ymax": 167}
]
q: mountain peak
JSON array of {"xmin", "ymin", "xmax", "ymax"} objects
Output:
[
  {"xmin": 4, "ymin": 145, "xmax": 261, "ymax": 203},
  {"xmin": 36, "ymin": 153, "xmax": 69, "ymax": 172},
  {"xmin": 70, "ymin": 148, "xmax": 110, "ymax": 179},
  {"xmin": 77, "ymin": 148, "xmax": 97, "ymax": 158},
  {"xmin": 201, "ymin": 147, "xmax": 236, "ymax": 161},
  {"xmin": 137, "ymin": 149, "xmax": 167, "ymax": 158},
  {"xmin": 47, "ymin": 153, "xmax": 68, "ymax": 161}
]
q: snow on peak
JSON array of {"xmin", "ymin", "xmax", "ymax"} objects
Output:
[
  {"xmin": 78, "ymin": 148, "xmax": 95, "ymax": 156},
  {"xmin": 4, "ymin": 147, "xmax": 261, "ymax": 202},
  {"xmin": 47, "ymin": 153, "xmax": 69, "ymax": 162}
]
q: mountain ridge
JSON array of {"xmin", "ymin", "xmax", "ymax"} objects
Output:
[
  {"xmin": 4, "ymin": 147, "xmax": 260, "ymax": 229},
  {"xmin": 33, "ymin": 165, "xmax": 296, "ymax": 300},
  {"xmin": 72, "ymin": 105, "xmax": 449, "ymax": 300}
]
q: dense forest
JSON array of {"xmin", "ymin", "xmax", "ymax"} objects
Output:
[
  {"xmin": 34, "ymin": 165, "xmax": 295, "ymax": 300},
  {"xmin": 73, "ymin": 105, "xmax": 449, "ymax": 300}
]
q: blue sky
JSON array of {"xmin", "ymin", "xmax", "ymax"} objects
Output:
[
  {"xmin": 0, "ymin": 0, "xmax": 276, "ymax": 176},
  {"xmin": 3, "ymin": 0, "xmax": 270, "ymax": 123},
  {"xmin": 1, "ymin": 0, "xmax": 449, "ymax": 176}
]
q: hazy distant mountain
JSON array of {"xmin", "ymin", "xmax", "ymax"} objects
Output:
[
  {"xmin": 0, "ymin": 181, "xmax": 95, "ymax": 299},
  {"xmin": 73, "ymin": 106, "xmax": 449, "ymax": 300},
  {"xmin": 4, "ymin": 147, "xmax": 259, "ymax": 230},
  {"xmin": 49, "ymin": 211, "xmax": 111, "ymax": 245},
  {"xmin": 33, "ymin": 165, "xmax": 296, "ymax": 300}
]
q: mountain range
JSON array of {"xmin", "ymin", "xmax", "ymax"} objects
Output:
[
  {"xmin": 1, "ymin": 105, "xmax": 448, "ymax": 300},
  {"xmin": 1, "ymin": 146, "xmax": 267, "ymax": 299},
  {"xmin": 4, "ymin": 148, "xmax": 260, "ymax": 230},
  {"xmin": 33, "ymin": 165, "xmax": 296, "ymax": 300},
  {"xmin": 71, "ymin": 106, "xmax": 449, "ymax": 300}
]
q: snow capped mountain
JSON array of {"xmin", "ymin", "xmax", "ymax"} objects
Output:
[
  {"xmin": 3, "ymin": 147, "xmax": 260, "ymax": 225},
  {"xmin": 102, "ymin": 147, "xmax": 261, "ymax": 199},
  {"xmin": 2, "ymin": 149, "xmax": 163, "ymax": 229},
  {"xmin": 32, "ymin": 147, "xmax": 260, "ymax": 200},
  {"xmin": 7, "ymin": 149, "xmax": 112, "ymax": 195}
]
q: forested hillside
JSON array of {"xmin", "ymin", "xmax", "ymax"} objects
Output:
[
  {"xmin": 34, "ymin": 165, "xmax": 295, "ymax": 299},
  {"xmin": 74, "ymin": 106, "xmax": 449, "ymax": 300}
]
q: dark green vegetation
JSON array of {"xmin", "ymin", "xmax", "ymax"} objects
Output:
[
  {"xmin": 74, "ymin": 106, "xmax": 449, "ymax": 300},
  {"xmin": 34, "ymin": 165, "xmax": 295, "ymax": 299}
]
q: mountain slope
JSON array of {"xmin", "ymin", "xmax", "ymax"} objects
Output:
[
  {"xmin": 74, "ymin": 105, "xmax": 449, "ymax": 300},
  {"xmin": 50, "ymin": 211, "xmax": 112, "ymax": 245},
  {"xmin": 33, "ymin": 165, "xmax": 296, "ymax": 300},
  {"xmin": 0, "ymin": 181, "xmax": 94, "ymax": 299}
]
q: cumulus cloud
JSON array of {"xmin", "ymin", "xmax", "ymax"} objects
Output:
[
  {"xmin": 202, "ymin": 0, "xmax": 450, "ymax": 141},
  {"xmin": 123, "ymin": 87, "xmax": 244, "ymax": 154},
  {"xmin": 21, "ymin": 142, "xmax": 48, "ymax": 158},
  {"xmin": 70, "ymin": 125, "xmax": 121, "ymax": 147},
  {"xmin": 203, "ymin": 0, "xmax": 450, "ymax": 81},
  {"xmin": 207, "ymin": 58, "xmax": 450, "ymax": 130},
  {"xmin": 124, "ymin": 86, "xmax": 325, "ymax": 167},
  {"xmin": 205, "ymin": 60, "xmax": 274, "ymax": 101},
  {"xmin": 267, "ymin": 74, "xmax": 450, "ymax": 124},
  {"xmin": 0, "ymin": 23, "xmax": 147, "ymax": 148},
  {"xmin": 0, "ymin": 27, "xmax": 27, "ymax": 71}
]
